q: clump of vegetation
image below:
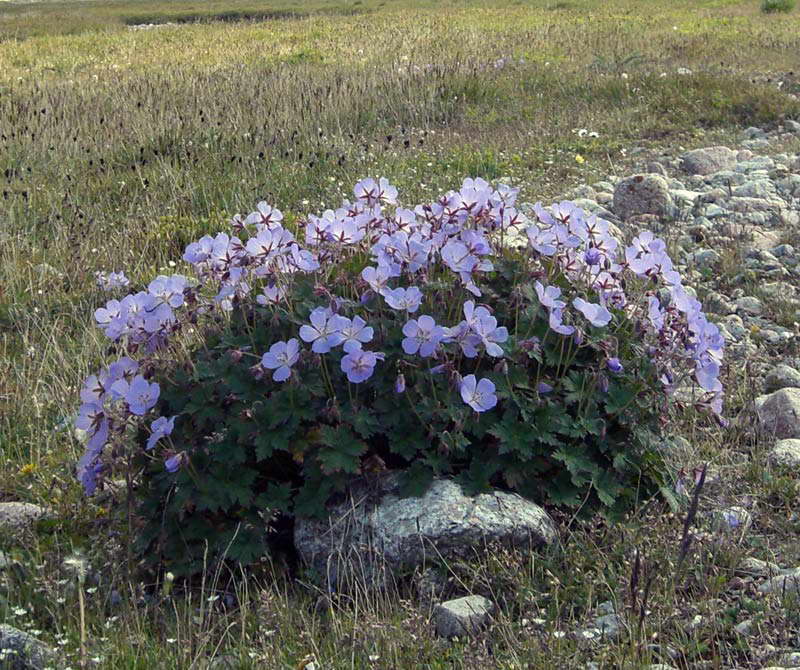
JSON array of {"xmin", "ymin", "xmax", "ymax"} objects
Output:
[
  {"xmin": 761, "ymin": 0, "xmax": 795, "ymax": 13},
  {"xmin": 74, "ymin": 177, "xmax": 724, "ymax": 575}
]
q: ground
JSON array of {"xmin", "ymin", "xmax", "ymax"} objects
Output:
[{"xmin": 2, "ymin": 0, "xmax": 800, "ymax": 668}]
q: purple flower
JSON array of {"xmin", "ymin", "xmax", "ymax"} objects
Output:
[
  {"xmin": 395, "ymin": 373, "xmax": 406, "ymax": 393},
  {"xmin": 164, "ymin": 452, "xmax": 184, "ymax": 473},
  {"xmin": 534, "ymin": 281, "xmax": 565, "ymax": 310},
  {"xmin": 340, "ymin": 347, "xmax": 381, "ymax": 383},
  {"xmin": 537, "ymin": 381, "xmax": 553, "ymax": 394},
  {"xmin": 115, "ymin": 375, "xmax": 160, "ymax": 415},
  {"xmin": 573, "ymin": 297, "xmax": 612, "ymax": 328},
  {"xmin": 75, "ymin": 402, "xmax": 104, "ymax": 434},
  {"xmin": 299, "ymin": 307, "xmax": 346, "ymax": 353},
  {"xmin": 383, "ymin": 286, "xmax": 423, "ymax": 313},
  {"xmin": 402, "ymin": 315, "xmax": 445, "ymax": 357},
  {"xmin": 339, "ymin": 316, "xmax": 374, "ymax": 350},
  {"xmin": 361, "ymin": 265, "xmax": 391, "ymax": 293},
  {"xmin": 148, "ymin": 274, "xmax": 189, "ymax": 308},
  {"xmin": 459, "ymin": 374, "xmax": 498, "ymax": 412},
  {"xmin": 146, "ymin": 415, "xmax": 176, "ymax": 451},
  {"xmin": 607, "ymin": 357, "xmax": 624, "ymax": 374},
  {"xmin": 95, "ymin": 270, "xmax": 130, "ymax": 291},
  {"xmin": 584, "ymin": 248, "xmax": 602, "ymax": 266},
  {"xmin": 354, "ymin": 177, "xmax": 398, "ymax": 206},
  {"xmin": 647, "ymin": 295, "xmax": 664, "ymax": 331},
  {"xmin": 549, "ymin": 309, "xmax": 575, "ymax": 336},
  {"xmin": 261, "ymin": 338, "xmax": 300, "ymax": 382}
]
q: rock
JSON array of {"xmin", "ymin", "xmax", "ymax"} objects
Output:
[
  {"xmin": 769, "ymin": 439, "xmax": 800, "ymax": 468},
  {"xmin": 0, "ymin": 503, "xmax": 50, "ymax": 534},
  {"xmin": 765, "ymin": 365, "xmax": 800, "ymax": 392},
  {"xmin": 680, "ymin": 147, "xmax": 737, "ymax": 175},
  {"xmin": 613, "ymin": 174, "xmax": 673, "ymax": 221},
  {"xmin": 712, "ymin": 506, "xmax": 752, "ymax": 533},
  {"xmin": 735, "ymin": 296, "xmax": 763, "ymax": 316},
  {"xmin": 737, "ymin": 557, "xmax": 782, "ymax": 577},
  {"xmin": 293, "ymin": 475, "xmax": 557, "ymax": 588},
  {"xmin": 758, "ymin": 570, "xmax": 800, "ymax": 596},
  {"xmin": 732, "ymin": 180, "xmax": 781, "ymax": 202},
  {"xmin": 433, "ymin": 595, "xmax": 493, "ymax": 637},
  {"xmin": 756, "ymin": 388, "xmax": 800, "ymax": 440},
  {"xmin": 0, "ymin": 624, "xmax": 56, "ymax": 670},
  {"xmin": 734, "ymin": 619, "xmax": 754, "ymax": 636},
  {"xmin": 777, "ymin": 652, "xmax": 800, "ymax": 667},
  {"xmin": 785, "ymin": 119, "xmax": 800, "ymax": 134},
  {"xmin": 595, "ymin": 613, "xmax": 625, "ymax": 639},
  {"xmin": 645, "ymin": 161, "xmax": 668, "ymax": 176},
  {"xmin": 692, "ymin": 249, "xmax": 721, "ymax": 267}
]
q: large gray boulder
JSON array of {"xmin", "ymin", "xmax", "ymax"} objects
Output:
[
  {"xmin": 680, "ymin": 146, "xmax": 738, "ymax": 175},
  {"xmin": 294, "ymin": 475, "xmax": 556, "ymax": 588},
  {"xmin": 768, "ymin": 439, "xmax": 800, "ymax": 468},
  {"xmin": 0, "ymin": 625, "xmax": 56, "ymax": 670},
  {"xmin": 755, "ymin": 388, "xmax": 800, "ymax": 440},
  {"xmin": 765, "ymin": 365, "xmax": 800, "ymax": 393},
  {"xmin": 612, "ymin": 174, "xmax": 673, "ymax": 220}
]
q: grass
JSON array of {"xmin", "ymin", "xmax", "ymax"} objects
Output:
[{"xmin": 2, "ymin": 0, "xmax": 800, "ymax": 667}]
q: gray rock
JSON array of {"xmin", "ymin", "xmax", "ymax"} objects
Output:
[
  {"xmin": 734, "ymin": 619, "xmax": 754, "ymax": 636},
  {"xmin": 758, "ymin": 570, "xmax": 800, "ymax": 596},
  {"xmin": 743, "ymin": 127, "xmax": 768, "ymax": 140},
  {"xmin": 680, "ymin": 147, "xmax": 738, "ymax": 175},
  {"xmin": 645, "ymin": 161, "xmax": 668, "ymax": 176},
  {"xmin": 0, "ymin": 625, "xmax": 56, "ymax": 670},
  {"xmin": 293, "ymin": 475, "xmax": 557, "ymax": 588},
  {"xmin": 613, "ymin": 174, "xmax": 673, "ymax": 220},
  {"xmin": 712, "ymin": 506, "xmax": 752, "ymax": 532},
  {"xmin": 736, "ymin": 557, "xmax": 782, "ymax": 577},
  {"xmin": 693, "ymin": 249, "xmax": 721, "ymax": 267},
  {"xmin": 433, "ymin": 595, "xmax": 493, "ymax": 638},
  {"xmin": 756, "ymin": 388, "xmax": 800, "ymax": 440},
  {"xmin": 414, "ymin": 567, "xmax": 449, "ymax": 605},
  {"xmin": 765, "ymin": 365, "xmax": 800, "ymax": 392},
  {"xmin": 703, "ymin": 203, "xmax": 727, "ymax": 219},
  {"xmin": 0, "ymin": 503, "xmax": 49, "ymax": 534},
  {"xmin": 595, "ymin": 613, "xmax": 625, "ymax": 639},
  {"xmin": 777, "ymin": 651, "xmax": 800, "ymax": 667},
  {"xmin": 768, "ymin": 439, "xmax": 800, "ymax": 468},
  {"xmin": 785, "ymin": 119, "xmax": 800, "ymax": 134},
  {"xmin": 732, "ymin": 180, "xmax": 781, "ymax": 202},
  {"xmin": 735, "ymin": 296, "xmax": 763, "ymax": 316}
]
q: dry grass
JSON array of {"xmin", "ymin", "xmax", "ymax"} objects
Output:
[{"xmin": 2, "ymin": 0, "xmax": 800, "ymax": 667}]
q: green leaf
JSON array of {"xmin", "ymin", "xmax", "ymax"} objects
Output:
[
  {"xmin": 592, "ymin": 470, "xmax": 622, "ymax": 507},
  {"xmin": 317, "ymin": 425, "xmax": 367, "ymax": 474},
  {"xmin": 398, "ymin": 462, "xmax": 435, "ymax": 498}
]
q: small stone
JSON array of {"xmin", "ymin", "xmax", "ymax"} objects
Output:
[
  {"xmin": 765, "ymin": 365, "xmax": 800, "ymax": 392},
  {"xmin": 778, "ymin": 652, "xmax": 800, "ymax": 667},
  {"xmin": 712, "ymin": 506, "xmax": 752, "ymax": 533},
  {"xmin": 613, "ymin": 174, "xmax": 674, "ymax": 221},
  {"xmin": 737, "ymin": 557, "xmax": 782, "ymax": 577},
  {"xmin": 785, "ymin": 119, "xmax": 800, "ymax": 134},
  {"xmin": 0, "ymin": 624, "xmax": 57, "ymax": 670},
  {"xmin": 433, "ymin": 595, "xmax": 493, "ymax": 638},
  {"xmin": 769, "ymin": 439, "xmax": 800, "ymax": 468},
  {"xmin": 680, "ymin": 146, "xmax": 738, "ymax": 175},
  {"xmin": 595, "ymin": 613, "xmax": 624, "ymax": 639},
  {"xmin": 645, "ymin": 161, "xmax": 668, "ymax": 176},
  {"xmin": 734, "ymin": 619, "xmax": 754, "ymax": 636},
  {"xmin": 0, "ymin": 503, "xmax": 50, "ymax": 534},
  {"xmin": 755, "ymin": 388, "xmax": 800, "ymax": 440},
  {"xmin": 735, "ymin": 296, "xmax": 763, "ymax": 316},
  {"xmin": 758, "ymin": 571, "xmax": 800, "ymax": 596}
]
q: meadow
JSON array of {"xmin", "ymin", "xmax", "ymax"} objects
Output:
[{"xmin": 2, "ymin": 0, "xmax": 800, "ymax": 667}]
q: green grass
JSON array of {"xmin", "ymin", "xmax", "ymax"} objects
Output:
[{"xmin": 2, "ymin": 0, "xmax": 800, "ymax": 667}]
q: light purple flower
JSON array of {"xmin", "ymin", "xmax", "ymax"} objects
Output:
[
  {"xmin": 395, "ymin": 373, "xmax": 406, "ymax": 393},
  {"xmin": 120, "ymin": 375, "xmax": 160, "ymax": 415},
  {"xmin": 361, "ymin": 265, "xmax": 391, "ymax": 293},
  {"xmin": 548, "ymin": 309, "xmax": 575, "ymax": 336},
  {"xmin": 459, "ymin": 374, "xmax": 498, "ymax": 412},
  {"xmin": 340, "ymin": 347, "xmax": 380, "ymax": 383},
  {"xmin": 647, "ymin": 295, "xmax": 664, "ymax": 331},
  {"xmin": 402, "ymin": 315, "xmax": 445, "ymax": 357},
  {"xmin": 607, "ymin": 357, "xmax": 624, "ymax": 374},
  {"xmin": 573, "ymin": 297, "xmax": 612, "ymax": 328},
  {"xmin": 354, "ymin": 177, "xmax": 398, "ymax": 205},
  {"xmin": 164, "ymin": 452, "xmax": 184, "ymax": 473},
  {"xmin": 383, "ymin": 286, "xmax": 423, "ymax": 313},
  {"xmin": 261, "ymin": 338, "xmax": 300, "ymax": 382},
  {"xmin": 146, "ymin": 415, "xmax": 176, "ymax": 451},
  {"xmin": 95, "ymin": 270, "xmax": 130, "ymax": 291},
  {"xmin": 148, "ymin": 274, "xmax": 189, "ymax": 308},
  {"xmin": 534, "ymin": 281, "xmax": 565, "ymax": 310},
  {"xmin": 339, "ymin": 316, "xmax": 374, "ymax": 350},
  {"xmin": 537, "ymin": 382, "xmax": 553, "ymax": 394},
  {"xmin": 584, "ymin": 248, "xmax": 602, "ymax": 266},
  {"xmin": 299, "ymin": 307, "xmax": 346, "ymax": 353}
]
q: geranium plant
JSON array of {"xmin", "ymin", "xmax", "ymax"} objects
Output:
[{"xmin": 74, "ymin": 177, "xmax": 725, "ymax": 575}]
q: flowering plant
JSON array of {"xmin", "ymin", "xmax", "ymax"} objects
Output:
[{"xmin": 74, "ymin": 177, "xmax": 724, "ymax": 575}]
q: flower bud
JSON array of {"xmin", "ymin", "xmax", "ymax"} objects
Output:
[
  {"xmin": 229, "ymin": 348, "xmax": 243, "ymax": 364},
  {"xmin": 606, "ymin": 357, "xmax": 624, "ymax": 374},
  {"xmin": 394, "ymin": 373, "xmax": 406, "ymax": 393}
]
